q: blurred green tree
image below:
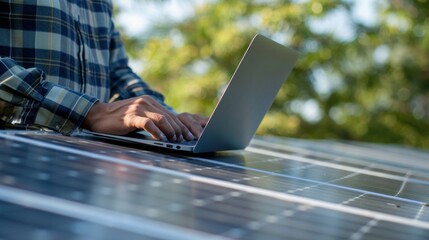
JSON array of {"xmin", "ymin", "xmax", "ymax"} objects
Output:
[{"xmin": 114, "ymin": 0, "xmax": 429, "ymax": 149}]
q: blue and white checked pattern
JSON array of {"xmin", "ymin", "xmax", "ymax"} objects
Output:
[{"xmin": 0, "ymin": 0, "xmax": 169, "ymax": 134}]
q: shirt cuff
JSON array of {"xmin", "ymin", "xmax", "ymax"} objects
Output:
[{"xmin": 34, "ymin": 82, "xmax": 98, "ymax": 135}]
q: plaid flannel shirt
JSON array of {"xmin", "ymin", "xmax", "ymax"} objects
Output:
[{"xmin": 0, "ymin": 0, "xmax": 170, "ymax": 134}]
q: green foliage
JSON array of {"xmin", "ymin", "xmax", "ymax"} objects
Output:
[{"xmin": 114, "ymin": 0, "xmax": 429, "ymax": 149}]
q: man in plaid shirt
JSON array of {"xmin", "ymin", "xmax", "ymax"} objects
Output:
[{"xmin": 0, "ymin": 0, "xmax": 207, "ymax": 142}]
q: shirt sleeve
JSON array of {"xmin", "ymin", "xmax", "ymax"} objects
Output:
[
  {"xmin": 108, "ymin": 22, "xmax": 175, "ymax": 112},
  {"xmin": 0, "ymin": 57, "xmax": 98, "ymax": 135}
]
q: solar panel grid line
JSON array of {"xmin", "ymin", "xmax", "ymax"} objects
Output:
[
  {"xmin": 393, "ymin": 171, "xmax": 411, "ymax": 197},
  {"xmin": 0, "ymin": 202, "xmax": 164, "ymax": 240},
  {"xmin": 184, "ymin": 200, "xmax": 302, "ymax": 236},
  {"xmin": 176, "ymin": 159, "xmax": 352, "ymax": 193},
  {"xmin": 183, "ymin": 164, "xmax": 403, "ymax": 208},
  {"xmin": 174, "ymin": 151, "xmax": 428, "ymax": 232},
  {"xmin": 189, "ymin": 155, "xmax": 427, "ymax": 206},
  {"xmin": 2, "ymin": 145, "xmax": 290, "ymax": 224},
  {"xmin": 285, "ymin": 165, "xmax": 376, "ymax": 194},
  {"xmin": 246, "ymin": 146, "xmax": 429, "ymax": 196},
  {"xmin": 184, "ymin": 194, "xmax": 308, "ymax": 235},
  {"xmin": 251, "ymin": 138, "xmax": 317, "ymax": 156},
  {"xmin": 0, "ymin": 157, "xmax": 155, "ymax": 196},
  {"xmin": 246, "ymin": 146, "xmax": 426, "ymax": 184},
  {"xmin": 239, "ymin": 206, "xmax": 358, "ymax": 239},
  {"xmin": 116, "ymin": 185, "xmax": 239, "ymax": 223},
  {"xmin": 239, "ymin": 208, "xmax": 411, "ymax": 240},
  {"xmin": 0, "ymin": 135, "xmax": 380, "ymax": 234},
  {"xmin": 241, "ymin": 148, "xmax": 428, "ymax": 219},
  {"xmin": 330, "ymin": 165, "xmax": 376, "ymax": 182},
  {"xmin": 348, "ymin": 219, "xmax": 379, "ymax": 240},
  {"xmin": 147, "ymin": 160, "xmax": 358, "ymax": 215},
  {"xmin": 340, "ymin": 195, "xmax": 425, "ymax": 219},
  {"xmin": 0, "ymin": 150, "xmax": 210, "ymax": 218},
  {"xmin": 293, "ymin": 185, "xmax": 362, "ymax": 202},
  {"xmin": 35, "ymin": 133, "xmax": 429, "ymax": 186},
  {"xmin": 309, "ymin": 141, "xmax": 429, "ymax": 174},
  {"xmin": 302, "ymin": 208, "xmax": 372, "ymax": 234},
  {"xmin": 334, "ymin": 174, "xmax": 429, "ymax": 204},
  {"xmin": 0, "ymin": 134, "xmax": 428, "ymax": 218},
  {"xmin": 2, "ymin": 159, "xmax": 85, "ymax": 184},
  {"xmin": 0, "ymin": 185, "xmax": 232, "ymax": 240},
  {"xmin": 35, "ymin": 133, "xmax": 322, "ymax": 172},
  {"xmin": 341, "ymin": 193, "xmax": 368, "ymax": 205},
  {"xmin": 251, "ymin": 138, "xmax": 377, "ymax": 163},
  {"xmin": 230, "ymin": 206, "xmax": 322, "ymax": 238},
  {"xmin": 1, "ymin": 132, "xmax": 426, "ymax": 220},
  {"xmin": 0, "ymin": 133, "xmax": 202, "ymax": 180},
  {"xmin": 250, "ymin": 139, "xmax": 429, "ymax": 178},
  {"xmin": 2, "ymin": 154, "xmax": 382, "ymax": 238},
  {"xmin": 220, "ymin": 205, "xmax": 317, "ymax": 239},
  {"xmin": 0, "ymin": 166, "xmax": 394, "ymax": 226},
  {"xmin": 191, "ymin": 172, "xmax": 429, "ymax": 230},
  {"xmin": 366, "ymin": 222, "xmax": 426, "ymax": 240},
  {"xmin": 328, "ymin": 141, "xmax": 429, "ymax": 163},
  {"xmin": 247, "ymin": 144, "xmax": 376, "ymax": 171},
  {"xmin": 331, "ymin": 174, "xmax": 403, "ymax": 195},
  {"xmin": 353, "ymin": 142, "xmax": 429, "ymax": 161},
  {"xmin": 292, "ymin": 193, "xmax": 422, "ymax": 220},
  {"xmin": 288, "ymin": 179, "xmax": 349, "ymax": 195},
  {"xmin": 415, "ymin": 204, "xmax": 427, "ymax": 221}
]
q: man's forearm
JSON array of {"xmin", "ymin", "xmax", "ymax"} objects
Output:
[{"xmin": 0, "ymin": 57, "xmax": 98, "ymax": 134}]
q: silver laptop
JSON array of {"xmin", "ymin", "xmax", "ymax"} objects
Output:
[{"xmin": 88, "ymin": 34, "xmax": 299, "ymax": 153}]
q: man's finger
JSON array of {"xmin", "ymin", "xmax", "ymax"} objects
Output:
[
  {"xmin": 133, "ymin": 96, "xmax": 181, "ymax": 142},
  {"xmin": 143, "ymin": 99, "xmax": 191, "ymax": 142},
  {"xmin": 178, "ymin": 113, "xmax": 206, "ymax": 139},
  {"xmin": 126, "ymin": 115, "xmax": 167, "ymax": 141},
  {"xmin": 196, "ymin": 115, "xmax": 209, "ymax": 127},
  {"xmin": 144, "ymin": 111, "xmax": 179, "ymax": 142}
]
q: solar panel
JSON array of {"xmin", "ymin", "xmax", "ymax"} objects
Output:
[{"xmin": 0, "ymin": 130, "xmax": 428, "ymax": 239}]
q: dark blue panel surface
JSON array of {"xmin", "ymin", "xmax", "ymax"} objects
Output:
[{"xmin": 0, "ymin": 131, "xmax": 428, "ymax": 239}]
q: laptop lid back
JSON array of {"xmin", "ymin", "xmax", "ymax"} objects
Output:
[{"xmin": 193, "ymin": 34, "xmax": 299, "ymax": 153}]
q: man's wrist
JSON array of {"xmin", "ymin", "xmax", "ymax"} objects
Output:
[{"xmin": 82, "ymin": 101, "xmax": 106, "ymax": 131}]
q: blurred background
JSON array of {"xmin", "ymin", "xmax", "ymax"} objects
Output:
[{"xmin": 111, "ymin": 0, "xmax": 429, "ymax": 149}]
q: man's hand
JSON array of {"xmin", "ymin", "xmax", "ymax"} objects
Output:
[
  {"xmin": 177, "ymin": 112, "xmax": 209, "ymax": 140},
  {"xmin": 82, "ymin": 96, "xmax": 207, "ymax": 142}
]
